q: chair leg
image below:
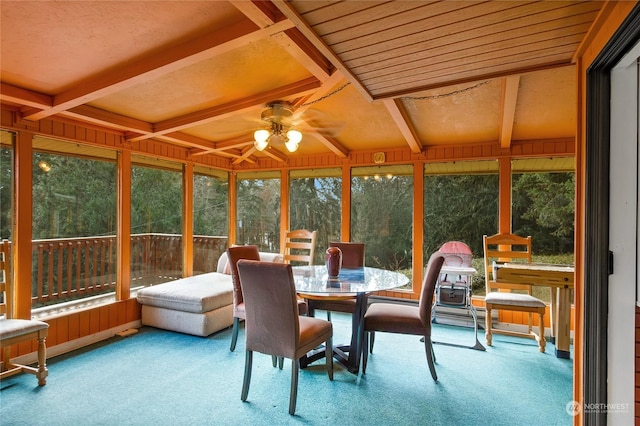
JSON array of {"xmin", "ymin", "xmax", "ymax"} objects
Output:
[
  {"xmin": 289, "ymin": 359, "xmax": 299, "ymax": 415},
  {"xmin": 485, "ymin": 305, "xmax": 493, "ymax": 346},
  {"xmin": 362, "ymin": 332, "xmax": 369, "ymax": 374},
  {"xmin": 327, "ymin": 311, "xmax": 332, "ymax": 321},
  {"xmin": 272, "ymin": 355, "xmax": 277, "ymax": 367},
  {"xmin": 279, "ymin": 356, "xmax": 284, "ymax": 369},
  {"xmin": 36, "ymin": 336, "xmax": 48, "ymax": 386},
  {"xmin": 538, "ymin": 313, "xmax": 546, "ymax": 353},
  {"xmin": 423, "ymin": 335, "xmax": 438, "ymax": 382},
  {"xmin": 325, "ymin": 336, "xmax": 333, "ymax": 381},
  {"xmin": 241, "ymin": 350, "xmax": 253, "ymax": 402},
  {"xmin": 230, "ymin": 317, "xmax": 240, "ymax": 352},
  {"xmin": 369, "ymin": 331, "xmax": 375, "ymax": 353}
]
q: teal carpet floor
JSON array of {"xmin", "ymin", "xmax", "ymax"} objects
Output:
[{"xmin": 0, "ymin": 312, "xmax": 573, "ymax": 425}]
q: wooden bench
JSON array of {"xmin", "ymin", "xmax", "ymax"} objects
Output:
[{"xmin": 0, "ymin": 240, "xmax": 49, "ymax": 386}]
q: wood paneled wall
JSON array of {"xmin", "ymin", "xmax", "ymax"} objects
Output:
[{"xmin": 2, "ymin": 298, "xmax": 140, "ymax": 361}]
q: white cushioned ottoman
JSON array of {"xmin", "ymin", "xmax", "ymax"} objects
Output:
[
  {"xmin": 137, "ymin": 272, "xmax": 233, "ymax": 337},
  {"xmin": 136, "ymin": 251, "xmax": 283, "ymax": 337}
]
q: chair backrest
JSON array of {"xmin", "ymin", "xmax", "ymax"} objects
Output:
[
  {"xmin": 483, "ymin": 233, "xmax": 533, "ymax": 293},
  {"xmin": 237, "ymin": 260, "xmax": 299, "ymax": 358},
  {"xmin": 0, "ymin": 240, "xmax": 8, "ymax": 318},
  {"xmin": 227, "ymin": 245, "xmax": 260, "ymax": 308},
  {"xmin": 419, "ymin": 252, "xmax": 445, "ymax": 325},
  {"xmin": 284, "ymin": 229, "xmax": 316, "ymax": 266},
  {"xmin": 329, "ymin": 242, "xmax": 365, "ymax": 268}
]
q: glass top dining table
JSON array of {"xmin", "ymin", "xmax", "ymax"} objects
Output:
[
  {"xmin": 292, "ymin": 265, "xmax": 409, "ymax": 374},
  {"xmin": 292, "ymin": 265, "xmax": 410, "ymax": 296}
]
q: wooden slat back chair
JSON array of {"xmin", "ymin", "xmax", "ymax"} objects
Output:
[
  {"xmin": 483, "ymin": 233, "xmax": 546, "ymax": 352},
  {"xmin": 283, "ymin": 229, "xmax": 316, "ymax": 266},
  {"xmin": 0, "ymin": 240, "xmax": 49, "ymax": 385}
]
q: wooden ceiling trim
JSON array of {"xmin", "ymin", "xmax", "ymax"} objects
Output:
[
  {"xmin": 306, "ymin": 126, "xmax": 349, "ymax": 157},
  {"xmin": 499, "ymin": 76, "xmax": 520, "ymax": 149},
  {"xmin": 23, "ymin": 19, "xmax": 295, "ymax": 122},
  {"xmin": 232, "ymin": 0, "xmax": 332, "ymax": 80},
  {"xmin": 356, "ymin": 31, "xmax": 587, "ymax": 83},
  {"xmin": 127, "ymin": 77, "xmax": 322, "ymax": 142},
  {"xmin": 326, "ymin": 1, "xmax": 558, "ymax": 54},
  {"xmin": 275, "ymin": 29, "xmax": 334, "ymax": 81},
  {"xmin": 306, "ymin": 1, "xmax": 463, "ymax": 40},
  {"xmin": 340, "ymin": 10, "xmax": 598, "ymax": 70},
  {"xmin": 372, "ymin": 61, "xmax": 573, "ymax": 100},
  {"xmin": 366, "ymin": 47, "xmax": 576, "ymax": 97},
  {"xmin": 272, "ymin": 0, "xmax": 374, "ymax": 102},
  {"xmin": 290, "ymin": 0, "xmax": 388, "ymax": 21},
  {"xmin": 382, "ymin": 99, "xmax": 422, "ymax": 154},
  {"xmin": 0, "ymin": 83, "xmax": 52, "ymax": 110},
  {"xmin": 233, "ymin": 146, "xmax": 260, "ymax": 165},
  {"xmin": 349, "ymin": 19, "xmax": 594, "ymax": 74},
  {"xmin": 261, "ymin": 146, "xmax": 289, "ymax": 163},
  {"xmin": 62, "ymin": 105, "xmax": 153, "ymax": 134},
  {"xmin": 230, "ymin": 0, "xmax": 285, "ymax": 28}
]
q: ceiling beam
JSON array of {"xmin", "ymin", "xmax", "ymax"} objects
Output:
[
  {"xmin": 231, "ymin": 0, "xmax": 333, "ymax": 81},
  {"xmin": 0, "ymin": 83, "xmax": 52, "ymax": 110},
  {"xmin": 383, "ymin": 98, "xmax": 423, "ymax": 153},
  {"xmin": 271, "ymin": 0, "xmax": 373, "ymax": 102},
  {"xmin": 499, "ymin": 75, "xmax": 520, "ymax": 149},
  {"xmin": 128, "ymin": 77, "xmax": 321, "ymax": 142},
  {"xmin": 22, "ymin": 19, "xmax": 296, "ymax": 122}
]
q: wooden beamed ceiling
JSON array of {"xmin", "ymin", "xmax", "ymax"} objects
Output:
[{"xmin": 0, "ymin": 1, "xmax": 605, "ymax": 165}]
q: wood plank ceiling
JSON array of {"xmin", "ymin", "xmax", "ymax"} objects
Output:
[{"xmin": 0, "ymin": 1, "xmax": 606, "ymax": 166}]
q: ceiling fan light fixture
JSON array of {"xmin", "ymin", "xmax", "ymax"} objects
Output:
[
  {"xmin": 254, "ymin": 129, "xmax": 270, "ymax": 151},
  {"xmin": 284, "ymin": 139, "xmax": 299, "ymax": 152},
  {"xmin": 286, "ymin": 129, "xmax": 302, "ymax": 144}
]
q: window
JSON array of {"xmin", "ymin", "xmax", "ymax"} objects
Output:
[
  {"xmin": 290, "ymin": 169, "xmax": 341, "ymax": 265},
  {"xmin": 511, "ymin": 158, "xmax": 575, "ymax": 259},
  {"xmin": 0, "ymin": 130, "xmax": 13, "ymax": 241},
  {"xmin": 236, "ymin": 171, "xmax": 280, "ymax": 252},
  {"xmin": 351, "ymin": 165, "xmax": 413, "ymax": 277},
  {"xmin": 193, "ymin": 167, "xmax": 228, "ymax": 274},
  {"xmin": 131, "ymin": 157, "xmax": 183, "ymax": 286},
  {"xmin": 31, "ymin": 137, "xmax": 117, "ymax": 307},
  {"xmin": 424, "ymin": 161, "xmax": 499, "ymax": 293}
]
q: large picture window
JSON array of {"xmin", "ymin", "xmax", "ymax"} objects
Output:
[
  {"xmin": 290, "ymin": 169, "xmax": 341, "ymax": 265},
  {"xmin": 193, "ymin": 167, "xmax": 228, "ymax": 274},
  {"xmin": 236, "ymin": 171, "xmax": 280, "ymax": 252},
  {"xmin": 351, "ymin": 165, "xmax": 413, "ymax": 277},
  {"xmin": 31, "ymin": 137, "xmax": 117, "ymax": 307},
  {"xmin": 424, "ymin": 161, "xmax": 499, "ymax": 293},
  {"xmin": 131, "ymin": 157, "xmax": 183, "ymax": 287}
]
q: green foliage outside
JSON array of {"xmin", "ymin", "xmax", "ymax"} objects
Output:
[
  {"xmin": 351, "ymin": 174, "xmax": 413, "ymax": 270},
  {"xmin": 290, "ymin": 177, "xmax": 341, "ymax": 264},
  {"xmin": 236, "ymin": 178, "xmax": 280, "ymax": 252}
]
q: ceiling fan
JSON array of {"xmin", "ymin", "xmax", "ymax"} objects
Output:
[{"xmin": 253, "ymin": 101, "xmax": 302, "ymax": 153}]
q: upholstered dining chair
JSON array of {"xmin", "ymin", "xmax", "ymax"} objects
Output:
[
  {"xmin": 362, "ymin": 252, "xmax": 445, "ymax": 381},
  {"xmin": 283, "ymin": 229, "xmax": 316, "ymax": 266},
  {"xmin": 308, "ymin": 242, "xmax": 365, "ymax": 321},
  {"xmin": 483, "ymin": 233, "xmax": 546, "ymax": 352},
  {"xmin": 227, "ymin": 245, "xmax": 308, "ymax": 353},
  {"xmin": 237, "ymin": 260, "xmax": 333, "ymax": 415}
]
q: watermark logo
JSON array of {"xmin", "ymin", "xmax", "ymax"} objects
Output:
[
  {"xmin": 566, "ymin": 401, "xmax": 630, "ymax": 416},
  {"xmin": 566, "ymin": 401, "xmax": 581, "ymax": 417}
]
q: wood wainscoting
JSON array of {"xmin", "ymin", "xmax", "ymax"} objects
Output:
[{"xmin": 1, "ymin": 298, "xmax": 140, "ymax": 365}]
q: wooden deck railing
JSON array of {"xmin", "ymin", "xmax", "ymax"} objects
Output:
[{"xmin": 2, "ymin": 235, "xmax": 227, "ymax": 307}]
